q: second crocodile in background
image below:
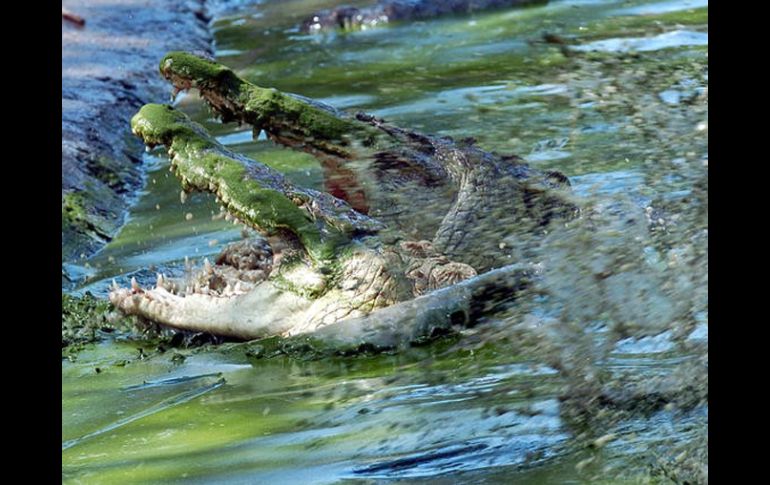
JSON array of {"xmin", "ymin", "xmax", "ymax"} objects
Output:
[
  {"xmin": 301, "ymin": 0, "xmax": 549, "ymax": 33},
  {"xmin": 110, "ymin": 52, "xmax": 577, "ymax": 349}
]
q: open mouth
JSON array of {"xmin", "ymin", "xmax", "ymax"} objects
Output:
[{"xmin": 108, "ymin": 238, "xmax": 280, "ymax": 333}]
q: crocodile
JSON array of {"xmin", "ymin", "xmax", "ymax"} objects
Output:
[
  {"xmin": 109, "ymin": 52, "xmax": 576, "ymax": 349},
  {"xmin": 301, "ymin": 0, "xmax": 548, "ymax": 33}
]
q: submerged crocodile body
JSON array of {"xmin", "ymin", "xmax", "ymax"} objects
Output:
[
  {"xmin": 300, "ymin": 0, "xmax": 548, "ymax": 33},
  {"xmin": 110, "ymin": 52, "xmax": 576, "ymax": 348},
  {"xmin": 301, "ymin": 0, "xmax": 548, "ymax": 33}
]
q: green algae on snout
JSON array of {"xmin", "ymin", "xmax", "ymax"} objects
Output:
[
  {"xmin": 131, "ymin": 104, "xmax": 347, "ymax": 262},
  {"xmin": 159, "ymin": 52, "xmax": 382, "ymax": 147},
  {"xmin": 130, "ymin": 102, "xmax": 216, "ymax": 149},
  {"xmin": 160, "ymin": 52, "xmax": 242, "ymax": 91}
]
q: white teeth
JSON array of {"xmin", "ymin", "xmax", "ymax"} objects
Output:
[
  {"xmin": 185, "ymin": 286, "xmax": 192, "ymax": 295},
  {"xmin": 131, "ymin": 277, "xmax": 140, "ymax": 291},
  {"xmin": 111, "ymin": 279, "xmax": 119, "ymax": 291},
  {"xmin": 156, "ymin": 273, "xmax": 164, "ymax": 288},
  {"xmin": 204, "ymin": 258, "xmax": 213, "ymax": 274}
]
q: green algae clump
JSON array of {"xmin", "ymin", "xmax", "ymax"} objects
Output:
[
  {"xmin": 131, "ymin": 104, "xmax": 347, "ymax": 263},
  {"xmin": 62, "ymin": 293, "xmax": 131, "ymax": 359},
  {"xmin": 159, "ymin": 52, "xmax": 381, "ymax": 148}
]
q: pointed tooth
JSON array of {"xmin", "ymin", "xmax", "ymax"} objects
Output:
[
  {"xmin": 111, "ymin": 279, "xmax": 119, "ymax": 291},
  {"xmin": 204, "ymin": 258, "xmax": 212, "ymax": 274},
  {"xmin": 131, "ymin": 277, "xmax": 139, "ymax": 291},
  {"xmin": 156, "ymin": 273, "xmax": 164, "ymax": 288}
]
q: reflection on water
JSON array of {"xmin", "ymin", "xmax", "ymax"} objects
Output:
[
  {"xmin": 64, "ymin": 0, "xmax": 707, "ymax": 482},
  {"xmin": 63, "ymin": 343, "xmax": 567, "ymax": 482}
]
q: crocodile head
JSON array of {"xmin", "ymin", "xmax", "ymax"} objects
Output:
[
  {"xmin": 111, "ymin": 103, "xmax": 477, "ymax": 343},
  {"xmin": 110, "ymin": 54, "xmax": 576, "ymax": 348}
]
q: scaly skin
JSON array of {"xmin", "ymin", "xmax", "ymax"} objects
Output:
[
  {"xmin": 110, "ymin": 53, "xmax": 576, "ymax": 347},
  {"xmin": 300, "ymin": 0, "xmax": 549, "ymax": 33}
]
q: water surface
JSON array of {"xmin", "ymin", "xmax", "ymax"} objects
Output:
[{"xmin": 64, "ymin": 0, "xmax": 708, "ymax": 482}]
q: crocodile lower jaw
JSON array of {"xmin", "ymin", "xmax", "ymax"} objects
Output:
[{"xmin": 109, "ymin": 279, "xmax": 312, "ymax": 340}]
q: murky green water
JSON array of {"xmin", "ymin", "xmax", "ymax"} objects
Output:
[{"xmin": 64, "ymin": 0, "xmax": 708, "ymax": 482}]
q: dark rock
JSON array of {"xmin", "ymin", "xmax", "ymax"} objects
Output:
[{"xmin": 62, "ymin": 0, "xmax": 214, "ymax": 266}]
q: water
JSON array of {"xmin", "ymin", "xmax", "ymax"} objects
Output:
[{"xmin": 63, "ymin": 0, "xmax": 708, "ymax": 482}]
